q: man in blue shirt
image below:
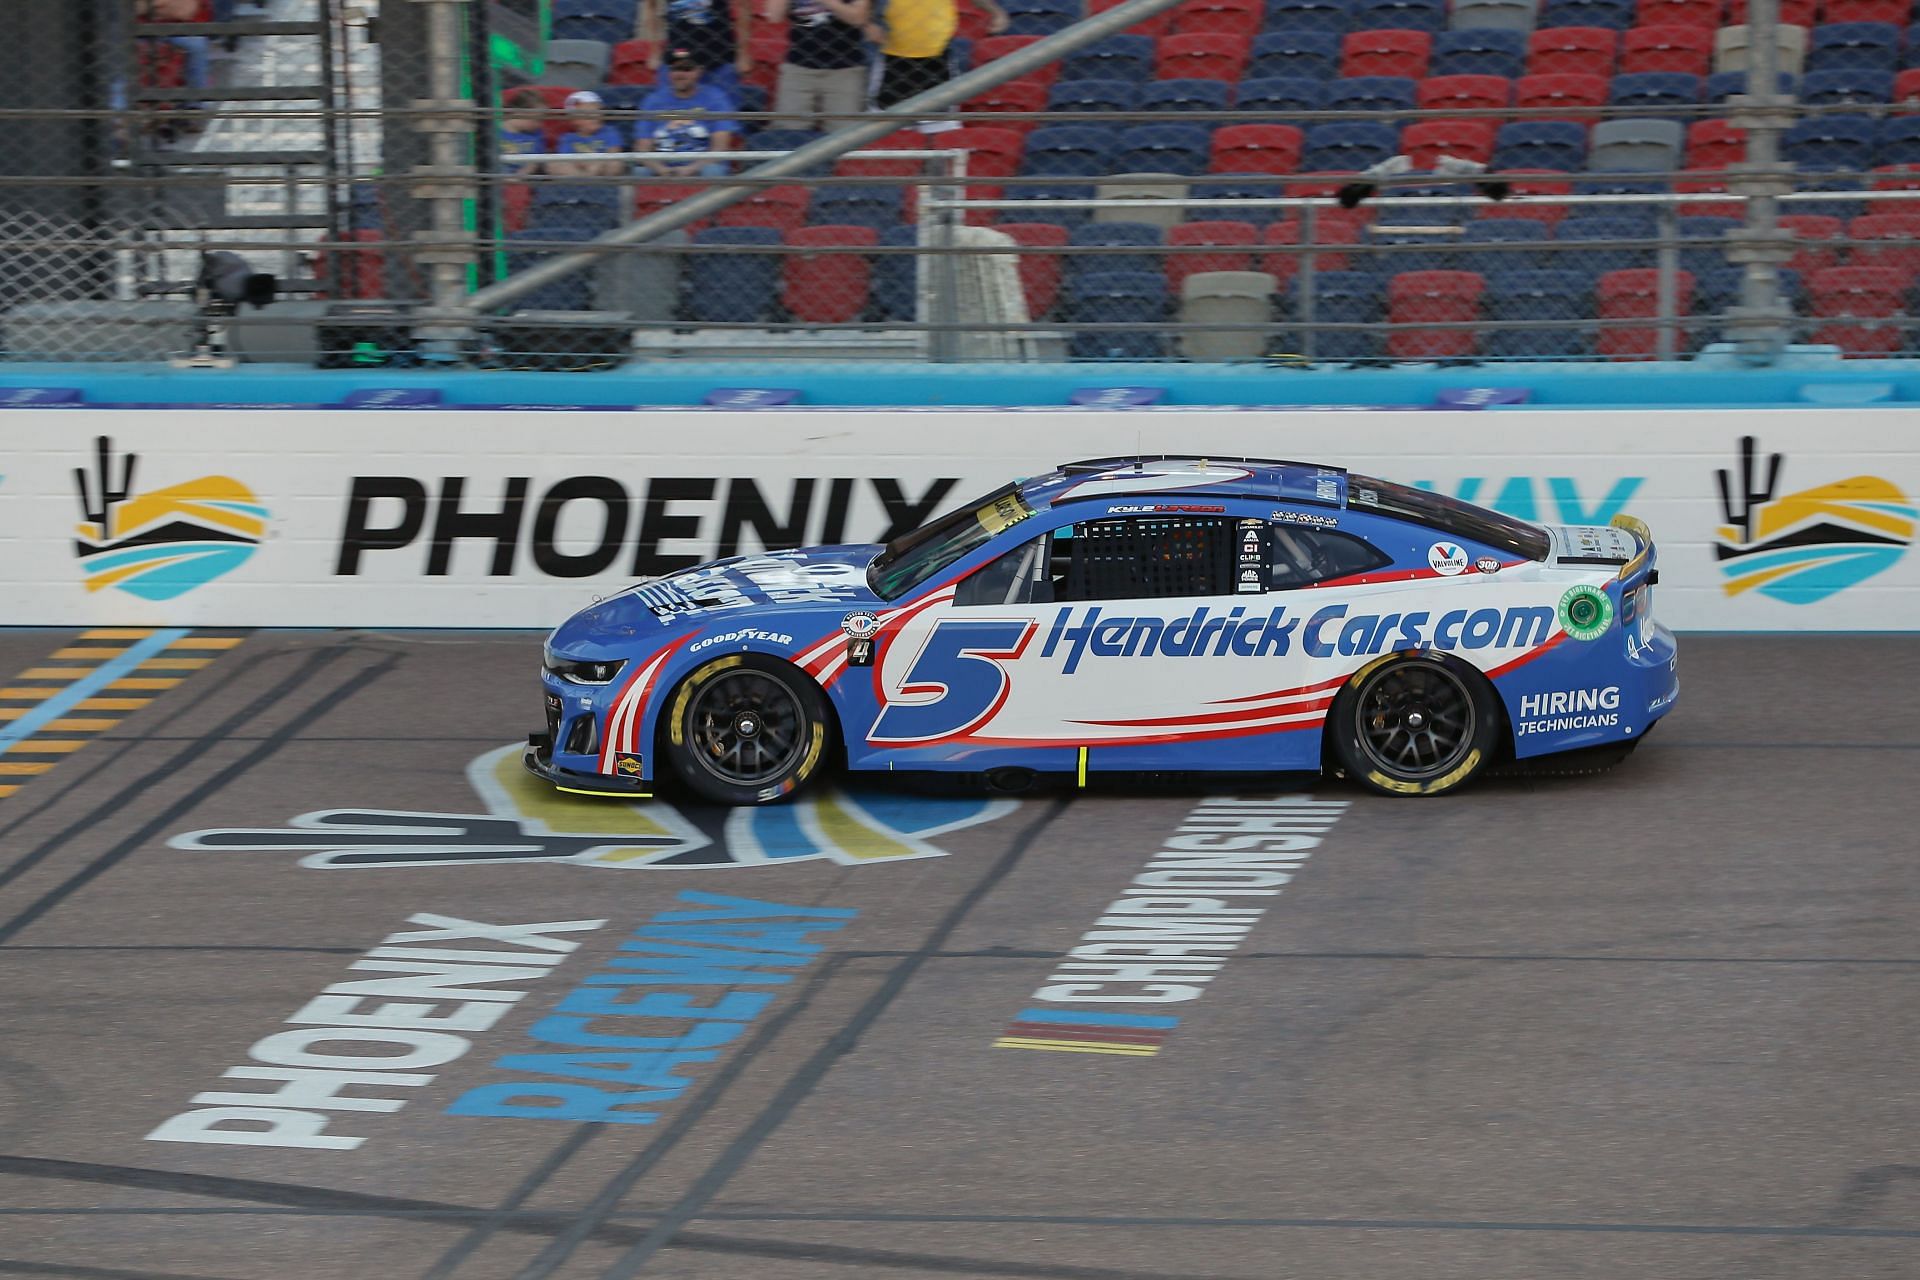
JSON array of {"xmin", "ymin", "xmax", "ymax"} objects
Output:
[
  {"xmin": 636, "ymin": 50, "xmax": 741, "ymax": 178},
  {"xmin": 553, "ymin": 90, "xmax": 630, "ymax": 178}
]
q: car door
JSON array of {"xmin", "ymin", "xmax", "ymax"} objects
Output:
[{"xmin": 862, "ymin": 507, "xmax": 1374, "ymax": 772}]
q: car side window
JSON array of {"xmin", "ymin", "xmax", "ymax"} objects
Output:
[
  {"xmin": 954, "ymin": 535, "xmax": 1050, "ymax": 606},
  {"xmin": 1051, "ymin": 516, "xmax": 1239, "ymax": 602},
  {"xmin": 1267, "ymin": 525, "xmax": 1391, "ymax": 590}
]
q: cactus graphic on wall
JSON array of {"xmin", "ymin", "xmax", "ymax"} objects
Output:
[
  {"xmin": 1714, "ymin": 436, "xmax": 1914, "ymax": 604},
  {"xmin": 73, "ymin": 437, "xmax": 268, "ymax": 600}
]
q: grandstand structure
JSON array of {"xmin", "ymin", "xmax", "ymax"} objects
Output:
[{"xmin": 6, "ymin": 0, "xmax": 1920, "ymax": 364}]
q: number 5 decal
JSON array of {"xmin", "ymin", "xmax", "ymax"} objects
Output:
[{"xmin": 869, "ymin": 618, "xmax": 1036, "ymax": 744}]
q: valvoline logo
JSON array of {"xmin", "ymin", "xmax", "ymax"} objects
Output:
[{"xmin": 1428, "ymin": 542, "xmax": 1469, "ymax": 576}]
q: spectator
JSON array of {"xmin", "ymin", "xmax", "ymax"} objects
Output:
[
  {"xmin": 552, "ymin": 90, "xmax": 630, "ymax": 178},
  {"xmin": 138, "ymin": 0, "xmax": 213, "ymax": 109},
  {"xmin": 636, "ymin": 49, "xmax": 741, "ymax": 177},
  {"xmin": 767, "ymin": 0, "xmax": 872, "ymax": 131},
  {"xmin": 867, "ymin": 0, "xmax": 1006, "ymax": 112},
  {"xmin": 643, "ymin": 0, "xmax": 753, "ymax": 87},
  {"xmin": 499, "ymin": 88, "xmax": 550, "ymax": 176}
]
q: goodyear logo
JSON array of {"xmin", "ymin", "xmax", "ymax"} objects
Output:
[
  {"xmin": 168, "ymin": 744, "xmax": 1016, "ymax": 870},
  {"xmin": 74, "ymin": 436, "xmax": 267, "ymax": 600},
  {"xmin": 1716, "ymin": 436, "xmax": 1914, "ymax": 605}
]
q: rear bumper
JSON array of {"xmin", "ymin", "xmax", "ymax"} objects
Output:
[{"xmin": 523, "ymin": 732, "xmax": 653, "ymax": 798}]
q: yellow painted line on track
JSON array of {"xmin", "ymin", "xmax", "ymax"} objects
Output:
[
  {"xmin": 72, "ymin": 698, "xmax": 152, "ymax": 712},
  {"xmin": 108, "ymin": 678, "xmax": 183, "ymax": 690},
  {"xmin": 0, "ymin": 709, "xmax": 28, "ymax": 722},
  {"xmin": 80, "ymin": 629, "xmax": 158, "ymax": 639},
  {"xmin": 18, "ymin": 668, "xmax": 93, "ymax": 681},
  {"xmin": 0, "ymin": 688, "xmax": 61, "ymax": 700},
  {"xmin": 0, "ymin": 762, "xmax": 54, "ymax": 776},
  {"xmin": 0, "ymin": 785, "xmax": 18, "ymax": 798},
  {"xmin": 6, "ymin": 741, "xmax": 87, "ymax": 754},
  {"xmin": 51, "ymin": 647, "xmax": 137, "ymax": 660},
  {"xmin": 168, "ymin": 637, "xmax": 244, "ymax": 650},
  {"xmin": 992, "ymin": 1038, "xmax": 1160, "ymax": 1056},
  {"xmin": 40, "ymin": 718, "xmax": 123, "ymax": 732},
  {"xmin": 139, "ymin": 658, "xmax": 212, "ymax": 670}
]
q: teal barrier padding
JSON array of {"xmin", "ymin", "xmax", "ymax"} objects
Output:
[{"xmin": 6, "ymin": 356, "xmax": 1920, "ymax": 408}]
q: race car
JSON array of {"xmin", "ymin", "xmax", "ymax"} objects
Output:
[{"xmin": 527, "ymin": 456, "xmax": 1677, "ymax": 804}]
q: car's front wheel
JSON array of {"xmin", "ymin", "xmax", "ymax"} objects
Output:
[
  {"xmin": 664, "ymin": 655, "xmax": 832, "ymax": 806},
  {"xmin": 1328, "ymin": 655, "xmax": 1498, "ymax": 797}
]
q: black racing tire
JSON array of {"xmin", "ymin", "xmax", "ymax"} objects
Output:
[
  {"xmin": 1327, "ymin": 654, "xmax": 1500, "ymax": 797},
  {"xmin": 662, "ymin": 654, "xmax": 832, "ymax": 806}
]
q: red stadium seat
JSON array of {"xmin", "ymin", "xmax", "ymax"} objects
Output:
[
  {"xmin": 1387, "ymin": 271, "xmax": 1484, "ymax": 358},
  {"xmin": 833, "ymin": 129, "xmax": 926, "ymax": 179},
  {"xmin": 1596, "ymin": 268, "xmax": 1694, "ymax": 359},
  {"xmin": 1633, "ymin": 0, "xmax": 1724, "ymax": 28},
  {"xmin": 503, "ymin": 182, "xmax": 533, "ymax": 233},
  {"xmin": 1846, "ymin": 213, "xmax": 1920, "ymax": 284},
  {"xmin": 1867, "ymin": 164, "xmax": 1920, "ymax": 214},
  {"xmin": 713, "ymin": 184, "xmax": 810, "ymax": 232},
  {"xmin": 1620, "ymin": 25, "xmax": 1715, "ymax": 75},
  {"xmin": 1526, "ymin": 28, "xmax": 1617, "ymax": 78},
  {"xmin": 783, "ymin": 226, "xmax": 877, "ymax": 324},
  {"xmin": 1262, "ymin": 213, "xmax": 1362, "ymax": 283},
  {"xmin": 1476, "ymin": 171, "xmax": 1574, "ymax": 224},
  {"xmin": 745, "ymin": 31, "xmax": 787, "ymax": 93},
  {"xmin": 1821, "ymin": 0, "xmax": 1908, "ymax": 23},
  {"xmin": 1809, "ymin": 266, "xmax": 1903, "ymax": 317},
  {"xmin": 1089, "ymin": 0, "xmax": 1179, "ymax": 36},
  {"xmin": 1403, "ymin": 119, "xmax": 1498, "ymax": 167},
  {"xmin": 1513, "ymin": 73, "xmax": 1609, "ymax": 121},
  {"xmin": 1777, "ymin": 214, "xmax": 1843, "ymax": 275},
  {"xmin": 949, "ymin": 126, "xmax": 1026, "ymax": 179},
  {"xmin": 996, "ymin": 222, "xmax": 1071, "ymax": 317},
  {"xmin": 608, "ymin": 40, "xmax": 659, "ymax": 85},
  {"xmin": 974, "ymin": 36, "xmax": 1062, "ymax": 85},
  {"xmin": 1210, "ymin": 124, "xmax": 1304, "ymax": 174},
  {"xmin": 1341, "ymin": 29, "xmax": 1432, "ymax": 79},
  {"xmin": 1686, "ymin": 119, "xmax": 1746, "ymax": 169},
  {"xmin": 964, "ymin": 79, "xmax": 1049, "ymax": 131},
  {"xmin": 1173, "ymin": 0, "xmax": 1264, "ymax": 39},
  {"xmin": 1809, "ymin": 323, "xmax": 1903, "ymax": 357},
  {"xmin": 1674, "ymin": 178, "xmax": 1741, "ymax": 217},
  {"xmin": 1156, "ymin": 32, "xmax": 1249, "ymax": 80},
  {"xmin": 321, "ymin": 230, "xmax": 387, "ymax": 300},
  {"xmin": 955, "ymin": 2, "xmax": 995, "ymax": 41},
  {"xmin": 633, "ymin": 182, "xmax": 709, "ymax": 230},
  {"xmin": 1726, "ymin": 0, "xmax": 1816, "ymax": 22},
  {"xmin": 1894, "ymin": 69, "xmax": 1920, "ymax": 110},
  {"xmin": 1167, "ymin": 220, "xmax": 1259, "ymax": 292},
  {"xmin": 1283, "ymin": 171, "xmax": 1359, "ymax": 200},
  {"xmin": 1418, "ymin": 75, "xmax": 1513, "ymax": 114}
]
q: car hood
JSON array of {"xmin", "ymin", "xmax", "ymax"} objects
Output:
[{"xmin": 549, "ymin": 545, "xmax": 885, "ymax": 657}]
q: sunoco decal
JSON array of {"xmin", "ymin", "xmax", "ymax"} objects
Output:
[{"xmin": 169, "ymin": 744, "xmax": 1015, "ymax": 870}]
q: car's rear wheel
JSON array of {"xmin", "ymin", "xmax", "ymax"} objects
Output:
[
  {"xmin": 664, "ymin": 655, "xmax": 831, "ymax": 806},
  {"xmin": 1329, "ymin": 655, "xmax": 1498, "ymax": 797}
]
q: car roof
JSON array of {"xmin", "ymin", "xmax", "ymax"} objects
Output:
[{"xmin": 1019, "ymin": 456, "xmax": 1349, "ymax": 512}]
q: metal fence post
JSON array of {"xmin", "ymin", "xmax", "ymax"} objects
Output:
[
  {"xmin": 1721, "ymin": 0, "xmax": 1797, "ymax": 364},
  {"xmin": 1297, "ymin": 203, "xmax": 1318, "ymax": 363},
  {"xmin": 1656, "ymin": 204, "xmax": 1679, "ymax": 362},
  {"xmin": 409, "ymin": 0, "xmax": 477, "ymax": 322}
]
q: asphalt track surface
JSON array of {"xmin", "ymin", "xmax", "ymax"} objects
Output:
[{"xmin": 0, "ymin": 629, "xmax": 1916, "ymax": 1280}]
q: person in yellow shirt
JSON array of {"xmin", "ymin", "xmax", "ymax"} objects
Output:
[{"xmin": 867, "ymin": 0, "xmax": 1007, "ymax": 109}]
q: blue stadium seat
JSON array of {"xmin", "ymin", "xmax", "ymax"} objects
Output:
[
  {"xmin": 686, "ymin": 227, "xmax": 782, "ymax": 322},
  {"xmin": 529, "ymin": 185, "xmax": 622, "ymax": 235},
  {"xmin": 1264, "ymin": 0, "xmax": 1353, "ymax": 31},
  {"xmin": 1906, "ymin": 23, "xmax": 1920, "ymax": 67},
  {"xmin": 1493, "ymin": 120, "xmax": 1589, "ymax": 171},
  {"xmin": 1572, "ymin": 178, "xmax": 1667, "ymax": 199},
  {"xmin": 1431, "ymin": 29, "xmax": 1527, "ymax": 78},
  {"xmin": 506, "ymin": 226, "xmax": 599, "ymax": 311},
  {"xmin": 1022, "ymin": 125, "xmax": 1119, "ymax": 177},
  {"xmin": 1048, "ymin": 79, "xmax": 1143, "ymax": 113},
  {"xmin": 1302, "ymin": 121, "xmax": 1402, "ymax": 172},
  {"xmin": 870, "ymin": 225, "xmax": 918, "ymax": 321},
  {"xmin": 1373, "ymin": 183, "xmax": 1472, "ymax": 227},
  {"xmin": 1002, "ymin": 0, "xmax": 1078, "ymax": 34},
  {"xmin": 1248, "ymin": 31, "xmax": 1342, "ymax": 80},
  {"xmin": 1061, "ymin": 36, "xmax": 1157, "ymax": 83},
  {"xmin": 1555, "ymin": 215, "xmax": 1657, "ymax": 274},
  {"xmin": 1783, "ymin": 114, "xmax": 1878, "ymax": 170},
  {"xmin": 1138, "ymin": 80, "xmax": 1234, "ymax": 114},
  {"xmin": 732, "ymin": 84, "xmax": 769, "ymax": 127},
  {"xmin": 1484, "ymin": 268, "xmax": 1592, "ymax": 357},
  {"xmin": 1876, "ymin": 116, "xmax": 1920, "ymax": 165},
  {"xmin": 1067, "ymin": 271, "xmax": 1170, "ymax": 359},
  {"xmin": 1801, "ymin": 69, "xmax": 1893, "ymax": 105},
  {"xmin": 1463, "ymin": 219, "xmax": 1552, "ymax": 273},
  {"xmin": 1608, "ymin": 72, "xmax": 1703, "ymax": 120},
  {"xmin": 1705, "ymin": 70, "xmax": 1794, "ymax": 102},
  {"xmin": 550, "ymin": 0, "xmax": 637, "ymax": 44},
  {"xmin": 1234, "ymin": 76, "xmax": 1325, "ymax": 117},
  {"xmin": 1068, "ymin": 223, "xmax": 1165, "ymax": 283},
  {"xmin": 1806, "ymin": 23, "xmax": 1902, "ymax": 75},
  {"xmin": 1004, "ymin": 183, "xmax": 1096, "ymax": 227},
  {"xmin": 1536, "ymin": 0, "xmax": 1633, "ymax": 29},
  {"xmin": 1115, "ymin": 123, "xmax": 1214, "ymax": 175},
  {"xmin": 1355, "ymin": 0, "xmax": 1449, "ymax": 32},
  {"xmin": 1297, "ymin": 271, "xmax": 1383, "ymax": 360},
  {"xmin": 808, "ymin": 187, "xmax": 903, "ymax": 232},
  {"xmin": 1188, "ymin": 174, "xmax": 1283, "ymax": 220},
  {"xmin": 1791, "ymin": 172, "xmax": 1865, "ymax": 221},
  {"xmin": 751, "ymin": 128, "xmax": 827, "ymax": 176},
  {"xmin": 1676, "ymin": 215, "xmax": 1739, "ymax": 275},
  {"xmin": 1325, "ymin": 76, "xmax": 1419, "ymax": 114},
  {"xmin": 1362, "ymin": 227, "xmax": 1456, "ymax": 274}
]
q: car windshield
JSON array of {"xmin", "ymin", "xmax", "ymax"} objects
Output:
[
  {"xmin": 1347, "ymin": 475, "xmax": 1553, "ymax": 561},
  {"xmin": 868, "ymin": 483, "xmax": 1037, "ymax": 600}
]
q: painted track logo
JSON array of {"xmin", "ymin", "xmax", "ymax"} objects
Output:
[
  {"xmin": 73, "ymin": 436, "xmax": 267, "ymax": 600},
  {"xmin": 169, "ymin": 745, "xmax": 1016, "ymax": 870},
  {"xmin": 1715, "ymin": 436, "xmax": 1914, "ymax": 604}
]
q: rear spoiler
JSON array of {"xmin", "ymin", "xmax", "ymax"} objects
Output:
[{"xmin": 1609, "ymin": 514, "xmax": 1653, "ymax": 582}]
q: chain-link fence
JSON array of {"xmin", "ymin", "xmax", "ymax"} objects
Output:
[{"xmin": 5, "ymin": 0, "xmax": 1919, "ymax": 365}]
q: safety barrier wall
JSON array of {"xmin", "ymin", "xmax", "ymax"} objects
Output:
[{"xmin": 5, "ymin": 406, "xmax": 1915, "ymax": 630}]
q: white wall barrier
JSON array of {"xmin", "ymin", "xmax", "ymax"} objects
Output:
[{"xmin": 4, "ymin": 408, "xmax": 1916, "ymax": 630}]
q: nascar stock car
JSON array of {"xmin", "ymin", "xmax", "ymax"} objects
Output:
[{"xmin": 527, "ymin": 456, "xmax": 1678, "ymax": 804}]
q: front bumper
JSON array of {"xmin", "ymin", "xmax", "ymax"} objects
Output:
[{"xmin": 523, "ymin": 732, "xmax": 653, "ymax": 798}]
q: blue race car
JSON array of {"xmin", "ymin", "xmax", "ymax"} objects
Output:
[{"xmin": 527, "ymin": 456, "xmax": 1678, "ymax": 803}]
